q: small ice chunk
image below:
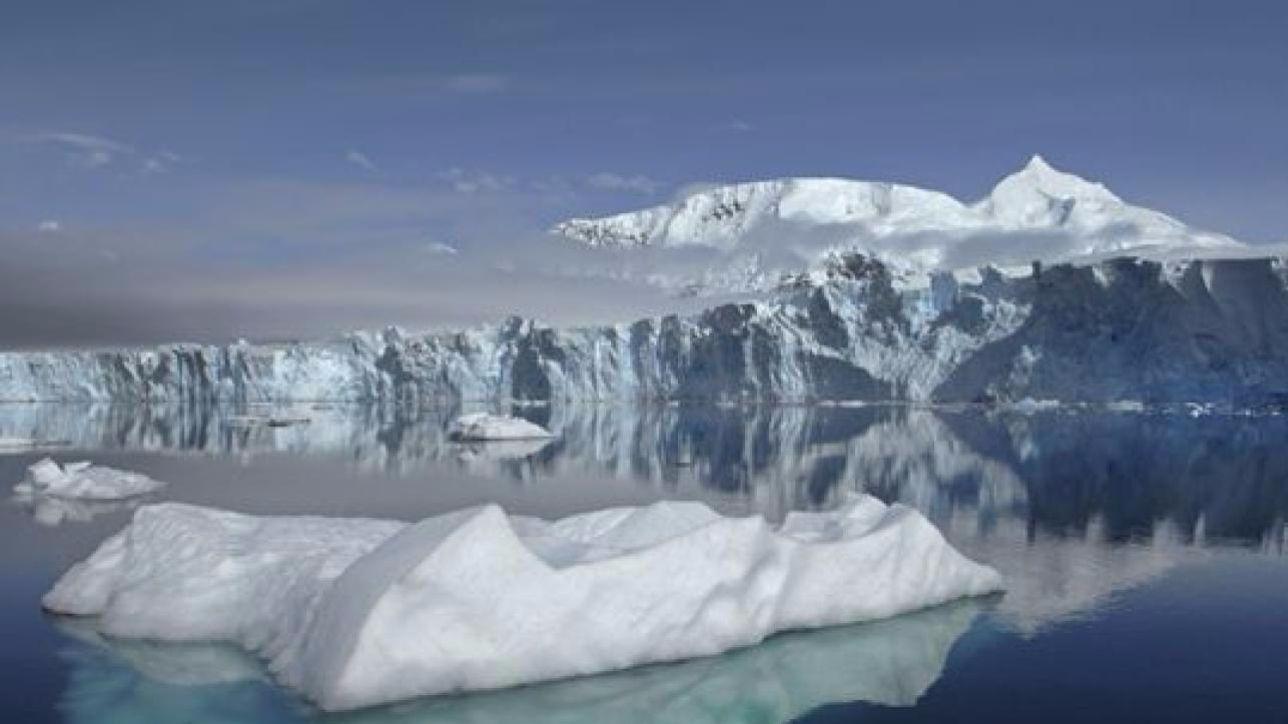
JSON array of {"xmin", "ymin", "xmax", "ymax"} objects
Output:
[
  {"xmin": 447, "ymin": 413, "xmax": 554, "ymax": 441},
  {"xmin": 15, "ymin": 458, "xmax": 167, "ymax": 500},
  {"xmin": 44, "ymin": 496, "xmax": 1002, "ymax": 711}
]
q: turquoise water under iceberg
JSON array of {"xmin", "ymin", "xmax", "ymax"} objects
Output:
[{"xmin": 2, "ymin": 403, "xmax": 1287, "ymax": 722}]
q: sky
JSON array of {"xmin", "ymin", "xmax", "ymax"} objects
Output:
[{"xmin": 2, "ymin": 0, "xmax": 1286, "ymax": 347}]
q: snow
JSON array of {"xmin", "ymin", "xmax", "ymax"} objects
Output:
[
  {"xmin": 553, "ymin": 155, "xmax": 1246, "ymax": 296},
  {"xmin": 14, "ymin": 458, "xmax": 167, "ymax": 500},
  {"xmin": 44, "ymin": 496, "xmax": 1002, "ymax": 711},
  {"xmin": 448, "ymin": 412, "xmax": 554, "ymax": 441}
]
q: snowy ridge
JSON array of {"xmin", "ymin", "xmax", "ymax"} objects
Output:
[
  {"xmin": 554, "ymin": 156, "xmax": 1245, "ymax": 296},
  {"xmin": 556, "ymin": 156, "xmax": 1241, "ymax": 255},
  {"xmin": 44, "ymin": 496, "xmax": 1002, "ymax": 710},
  {"xmin": 2, "ymin": 255, "xmax": 1288, "ymax": 405}
]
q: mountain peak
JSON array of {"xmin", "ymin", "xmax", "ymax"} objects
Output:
[
  {"xmin": 981, "ymin": 155, "xmax": 1122, "ymax": 227},
  {"xmin": 1024, "ymin": 153, "xmax": 1054, "ymax": 173}
]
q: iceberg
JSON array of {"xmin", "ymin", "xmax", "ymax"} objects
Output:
[
  {"xmin": 14, "ymin": 457, "xmax": 167, "ymax": 500},
  {"xmin": 44, "ymin": 496, "xmax": 1001, "ymax": 711},
  {"xmin": 447, "ymin": 412, "xmax": 554, "ymax": 441},
  {"xmin": 51, "ymin": 597, "xmax": 987, "ymax": 724}
]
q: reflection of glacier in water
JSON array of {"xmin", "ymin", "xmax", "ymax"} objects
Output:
[
  {"xmin": 53, "ymin": 598, "xmax": 987, "ymax": 724},
  {"xmin": 10, "ymin": 402, "xmax": 1288, "ymax": 635}
]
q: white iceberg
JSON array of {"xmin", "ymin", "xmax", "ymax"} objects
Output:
[
  {"xmin": 52, "ymin": 598, "xmax": 987, "ymax": 724},
  {"xmin": 447, "ymin": 413, "xmax": 554, "ymax": 441},
  {"xmin": 14, "ymin": 457, "xmax": 167, "ymax": 500},
  {"xmin": 44, "ymin": 496, "xmax": 1002, "ymax": 711}
]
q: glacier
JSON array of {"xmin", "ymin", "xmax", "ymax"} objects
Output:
[
  {"xmin": 44, "ymin": 495, "xmax": 1002, "ymax": 711},
  {"xmin": 3, "ymin": 254, "xmax": 1288, "ymax": 406}
]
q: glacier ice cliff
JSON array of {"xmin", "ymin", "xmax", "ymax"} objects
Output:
[{"xmin": 3, "ymin": 254, "xmax": 1288, "ymax": 406}]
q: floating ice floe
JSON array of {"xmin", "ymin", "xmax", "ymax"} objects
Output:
[
  {"xmin": 43, "ymin": 495, "xmax": 1001, "ymax": 711},
  {"xmin": 447, "ymin": 413, "xmax": 554, "ymax": 441},
  {"xmin": 14, "ymin": 458, "xmax": 167, "ymax": 501}
]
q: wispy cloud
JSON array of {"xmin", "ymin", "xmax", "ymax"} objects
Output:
[
  {"xmin": 26, "ymin": 131, "xmax": 132, "ymax": 168},
  {"xmin": 441, "ymin": 73, "xmax": 510, "ymax": 94},
  {"xmin": 586, "ymin": 172, "xmax": 661, "ymax": 195},
  {"xmin": 720, "ymin": 119, "xmax": 754, "ymax": 133},
  {"xmin": 23, "ymin": 131, "xmax": 181, "ymax": 174},
  {"xmin": 345, "ymin": 149, "xmax": 378, "ymax": 172},
  {"xmin": 423, "ymin": 241, "xmax": 459, "ymax": 255},
  {"xmin": 36, "ymin": 220, "xmax": 62, "ymax": 233},
  {"xmin": 438, "ymin": 167, "xmax": 514, "ymax": 194}
]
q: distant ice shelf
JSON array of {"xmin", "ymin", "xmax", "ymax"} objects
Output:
[{"xmin": 43, "ymin": 495, "xmax": 1002, "ymax": 711}]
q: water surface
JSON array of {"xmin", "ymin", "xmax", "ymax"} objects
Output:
[{"xmin": 2, "ymin": 403, "xmax": 1286, "ymax": 723}]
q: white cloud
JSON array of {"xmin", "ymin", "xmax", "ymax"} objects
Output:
[
  {"xmin": 27, "ymin": 131, "xmax": 133, "ymax": 168},
  {"xmin": 723, "ymin": 119, "xmax": 754, "ymax": 133},
  {"xmin": 442, "ymin": 73, "xmax": 510, "ymax": 94},
  {"xmin": 345, "ymin": 150, "xmax": 377, "ymax": 172},
  {"xmin": 37, "ymin": 220, "xmax": 62, "ymax": 233},
  {"xmin": 586, "ymin": 172, "xmax": 661, "ymax": 195},
  {"xmin": 24, "ymin": 131, "xmax": 180, "ymax": 174},
  {"xmin": 423, "ymin": 241, "xmax": 459, "ymax": 255},
  {"xmin": 438, "ymin": 167, "xmax": 513, "ymax": 194}
]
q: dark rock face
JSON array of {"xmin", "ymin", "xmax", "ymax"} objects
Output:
[{"xmin": 3, "ymin": 254, "xmax": 1287, "ymax": 406}]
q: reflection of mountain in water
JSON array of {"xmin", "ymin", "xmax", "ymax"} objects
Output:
[
  {"xmin": 53, "ymin": 599, "xmax": 986, "ymax": 724},
  {"xmin": 11, "ymin": 403, "xmax": 1288, "ymax": 632},
  {"xmin": 4, "ymin": 404, "xmax": 1286, "ymax": 540}
]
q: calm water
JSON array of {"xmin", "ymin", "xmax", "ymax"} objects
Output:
[{"xmin": 2, "ymin": 403, "xmax": 1287, "ymax": 723}]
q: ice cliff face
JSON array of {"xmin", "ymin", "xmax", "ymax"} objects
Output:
[{"xmin": 2, "ymin": 255, "xmax": 1287, "ymax": 406}]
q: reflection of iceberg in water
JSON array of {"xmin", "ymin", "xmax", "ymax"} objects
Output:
[
  {"xmin": 11, "ymin": 493, "xmax": 143, "ymax": 527},
  {"xmin": 941, "ymin": 510, "xmax": 1210, "ymax": 636},
  {"xmin": 52, "ymin": 599, "xmax": 987, "ymax": 724}
]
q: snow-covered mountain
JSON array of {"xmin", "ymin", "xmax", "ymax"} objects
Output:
[{"xmin": 554, "ymin": 156, "xmax": 1244, "ymax": 294}]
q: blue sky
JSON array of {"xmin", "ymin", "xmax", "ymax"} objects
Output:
[{"xmin": 1, "ymin": 0, "xmax": 1286, "ymax": 345}]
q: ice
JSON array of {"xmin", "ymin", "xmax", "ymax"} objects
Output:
[
  {"xmin": 44, "ymin": 496, "xmax": 1001, "ymax": 711},
  {"xmin": 51, "ymin": 597, "xmax": 986, "ymax": 723},
  {"xmin": 447, "ymin": 412, "xmax": 554, "ymax": 441},
  {"xmin": 3, "ymin": 255, "xmax": 1288, "ymax": 408},
  {"xmin": 554, "ymin": 155, "xmax": 1245, "ymax": 296},
  {"xmin": 13, "ymin": 457, "xmax": 167, "ymax": 500}
]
